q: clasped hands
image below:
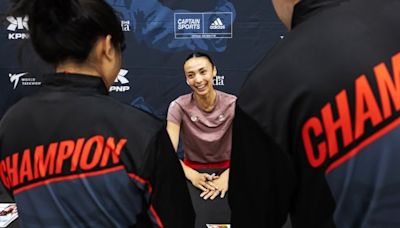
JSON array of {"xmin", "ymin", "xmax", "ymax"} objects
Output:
[{"xmin": 190, "ymin": 170, "xmax": 229, "ymax": 200}]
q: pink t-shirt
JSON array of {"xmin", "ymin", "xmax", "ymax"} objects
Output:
[{"xmin": 167, "ymin": 90, "xmax": 236, "ymax": 164}]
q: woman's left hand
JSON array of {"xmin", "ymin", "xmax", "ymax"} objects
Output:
[{"xmin": 200, "ymin": 169, "xmax": 229, "ymax": 200}]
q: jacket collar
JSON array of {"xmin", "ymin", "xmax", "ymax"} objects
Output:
[
  {"xmin": 291, "ymin": 0, "xmax": 349, "ymax": 28},
  {"xmin": 41, "ymin": 73, "xmax": 109, "ymax": 95}
]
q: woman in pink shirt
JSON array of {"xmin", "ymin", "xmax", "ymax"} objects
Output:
[{"xmin": 167, "ymin": 52, "xmax": 236, "ymax": 228}]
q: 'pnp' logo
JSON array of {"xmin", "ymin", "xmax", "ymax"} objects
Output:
[
  {"xmin": 114, "ymin": 69, "xmax": 129, "ymax": 84},
  {"xmin": 110, "ymin": 69, "xmax": 131, "ymax": 92},
  {"xmin": 7, "ymin": 16, "xmax": 29, "ymax": 31}
]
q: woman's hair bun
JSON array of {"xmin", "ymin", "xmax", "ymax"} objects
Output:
[
  {"xmin": 9, "ymin": 0, "xmax": 125, "ymax": 65},
  {"xmin": 12, "ymin": 0, "xmax": 80, "ymax": 31}
]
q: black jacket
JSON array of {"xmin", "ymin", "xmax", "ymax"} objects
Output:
[
  {"xmin": 0, "ymin": 73, "xmax": 195, "ymax": 227},
  {"xmin": 229, "ymin": 0, "xmax": 400, "ymax": 227}
]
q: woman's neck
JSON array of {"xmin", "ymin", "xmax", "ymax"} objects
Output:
[
  {"xmin": 194, "ymin": 89, "xmax": 217, "ymax": 112},
  {"xmin": 56, "ymin": 61, "xmax": 101, "ymax": 77}
]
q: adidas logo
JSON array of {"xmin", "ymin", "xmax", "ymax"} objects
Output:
[
  {"xmin": 6, "ymin": 16, "xmax": 29, "ymax": 31},
  {"xmin": 209, "ymin": 18, "xmax": 226, "ymax": 30}
]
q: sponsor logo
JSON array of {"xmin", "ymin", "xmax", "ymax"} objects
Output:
[
  {"xmin": 174, "ymin": 12, "xmax": 233, "ymax": 39},
  {"xmin": 9, "ymin": 72, "xmax": 27, "ymax": 89},
  {"xmin": 177, "ymin": 18, "xmax": 201, "ymax": 30},
  {"xmin": 213, "ymin": 75, "xmax": 225, "ymax": 86},
  {"xmin": 121, "ymin": 20, "xmax": 131, "ymax": 32},
  {"xmin": 9, "ymin": 72, "xmax": 41, "ymax": 89},
  {"xmin": 209, "ymin": 18, "xmax": 225, "ymax": 30},
  {"xmin": 109, "ymin": 69, "xmax": 130, "ymax": 92},
  {"xmin": 6, "ymin": 16, "xmax": 30, "ymax": 40},
  {"xmin": 115, "ymin": 69, "xmax": 129, "ymax": 84},
  {"xmin": 6, "ymin": 16, "xmax": 28, "ymax": 31}
]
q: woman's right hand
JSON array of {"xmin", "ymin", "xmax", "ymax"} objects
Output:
[
  {"xmin": 188, "ymin": 171, "xmax": 219, "ymax": 192},
  {"xmin": 180, "ymin": 161, "xmax": 218, "ymax": 191}
]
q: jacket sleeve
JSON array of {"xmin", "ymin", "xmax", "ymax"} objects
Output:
[
  {"xmin": 137, "ymin": 126, "xmax": 195, "ymax": 228},
  {"xmin": 229, "ymin": 106, "xmax": 296, "ymax": 227}
]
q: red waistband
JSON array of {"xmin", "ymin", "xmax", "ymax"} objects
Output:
[{"xmin": 183, "ymin": 160, "xmax": 230, "ymax": 169}]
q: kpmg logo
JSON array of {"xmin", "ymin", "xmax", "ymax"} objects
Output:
[
  {"xmin": 9, "ymin": 72, "xmax": 41, "ymax": 89},
  {"xmin": 6, "ymin": 16, "xmax": 29, "ymax": 40},
  {"xmin": 209, "ymin": 18, "xmax": 225, "ymax": 30},
  {"xmin": 175, "ymin": 12, "xmax": 233, "ymax": 39},
  {"xmin": 110, "ymin": 69, "xmax": 130, "ymax": 92}
]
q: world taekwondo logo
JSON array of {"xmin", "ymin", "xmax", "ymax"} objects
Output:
[
  {"xmin": 9, "ymin": 72, "xmax": 41, "ymax": 89},
  {"xmin": 209, "ymin": 18, "xmax": 225, "ymax": 30},
  {"xmin": 110, "ymin": 69, "xmax": 130, "ymax": 92},
  {"xmin": 6, "ymin": 16, "xmax": 29, "ymax": 40},
  {"xmin": 10, "ymin": 72, "xmax": 27, "ymax": 89}
]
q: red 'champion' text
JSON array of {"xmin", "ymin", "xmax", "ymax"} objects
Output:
[
  {"xmin": 0, "ymin": 135, "xmax": 127, "ymax": 191},
  {"xmin": 302, "ymin": 52, "xmax": 400, "ymax": 173}
]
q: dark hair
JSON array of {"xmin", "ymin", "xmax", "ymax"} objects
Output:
[
  {"xmin": 184, "ymin": 52, "xmax": 215, "ymax": 67},
  {"xmin": 10, "ymin": 0, "xmax": 125, "ymax": 65}
]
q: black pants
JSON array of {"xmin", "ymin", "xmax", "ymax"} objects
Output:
[{"xmin": 187, "ymin": 168, "xmax": 231, "ymax": 228}]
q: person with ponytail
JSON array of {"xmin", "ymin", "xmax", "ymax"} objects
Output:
[
  {"xmin": 0, "ymin": 0, "xmax": 194, "ymax": 227},
  {"xmin": 166, "ymin": 52, "xmax": 236, "ymax": 227}
]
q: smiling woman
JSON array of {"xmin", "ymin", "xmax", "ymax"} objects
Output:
[{"xmin": 166, "ymin": 52, "xmax": 236, "ymax": 228}]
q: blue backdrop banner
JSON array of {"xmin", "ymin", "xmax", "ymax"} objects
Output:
[{"xmin": 0, "ymin": 0, "xmax": 286, "ymax": 118}]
